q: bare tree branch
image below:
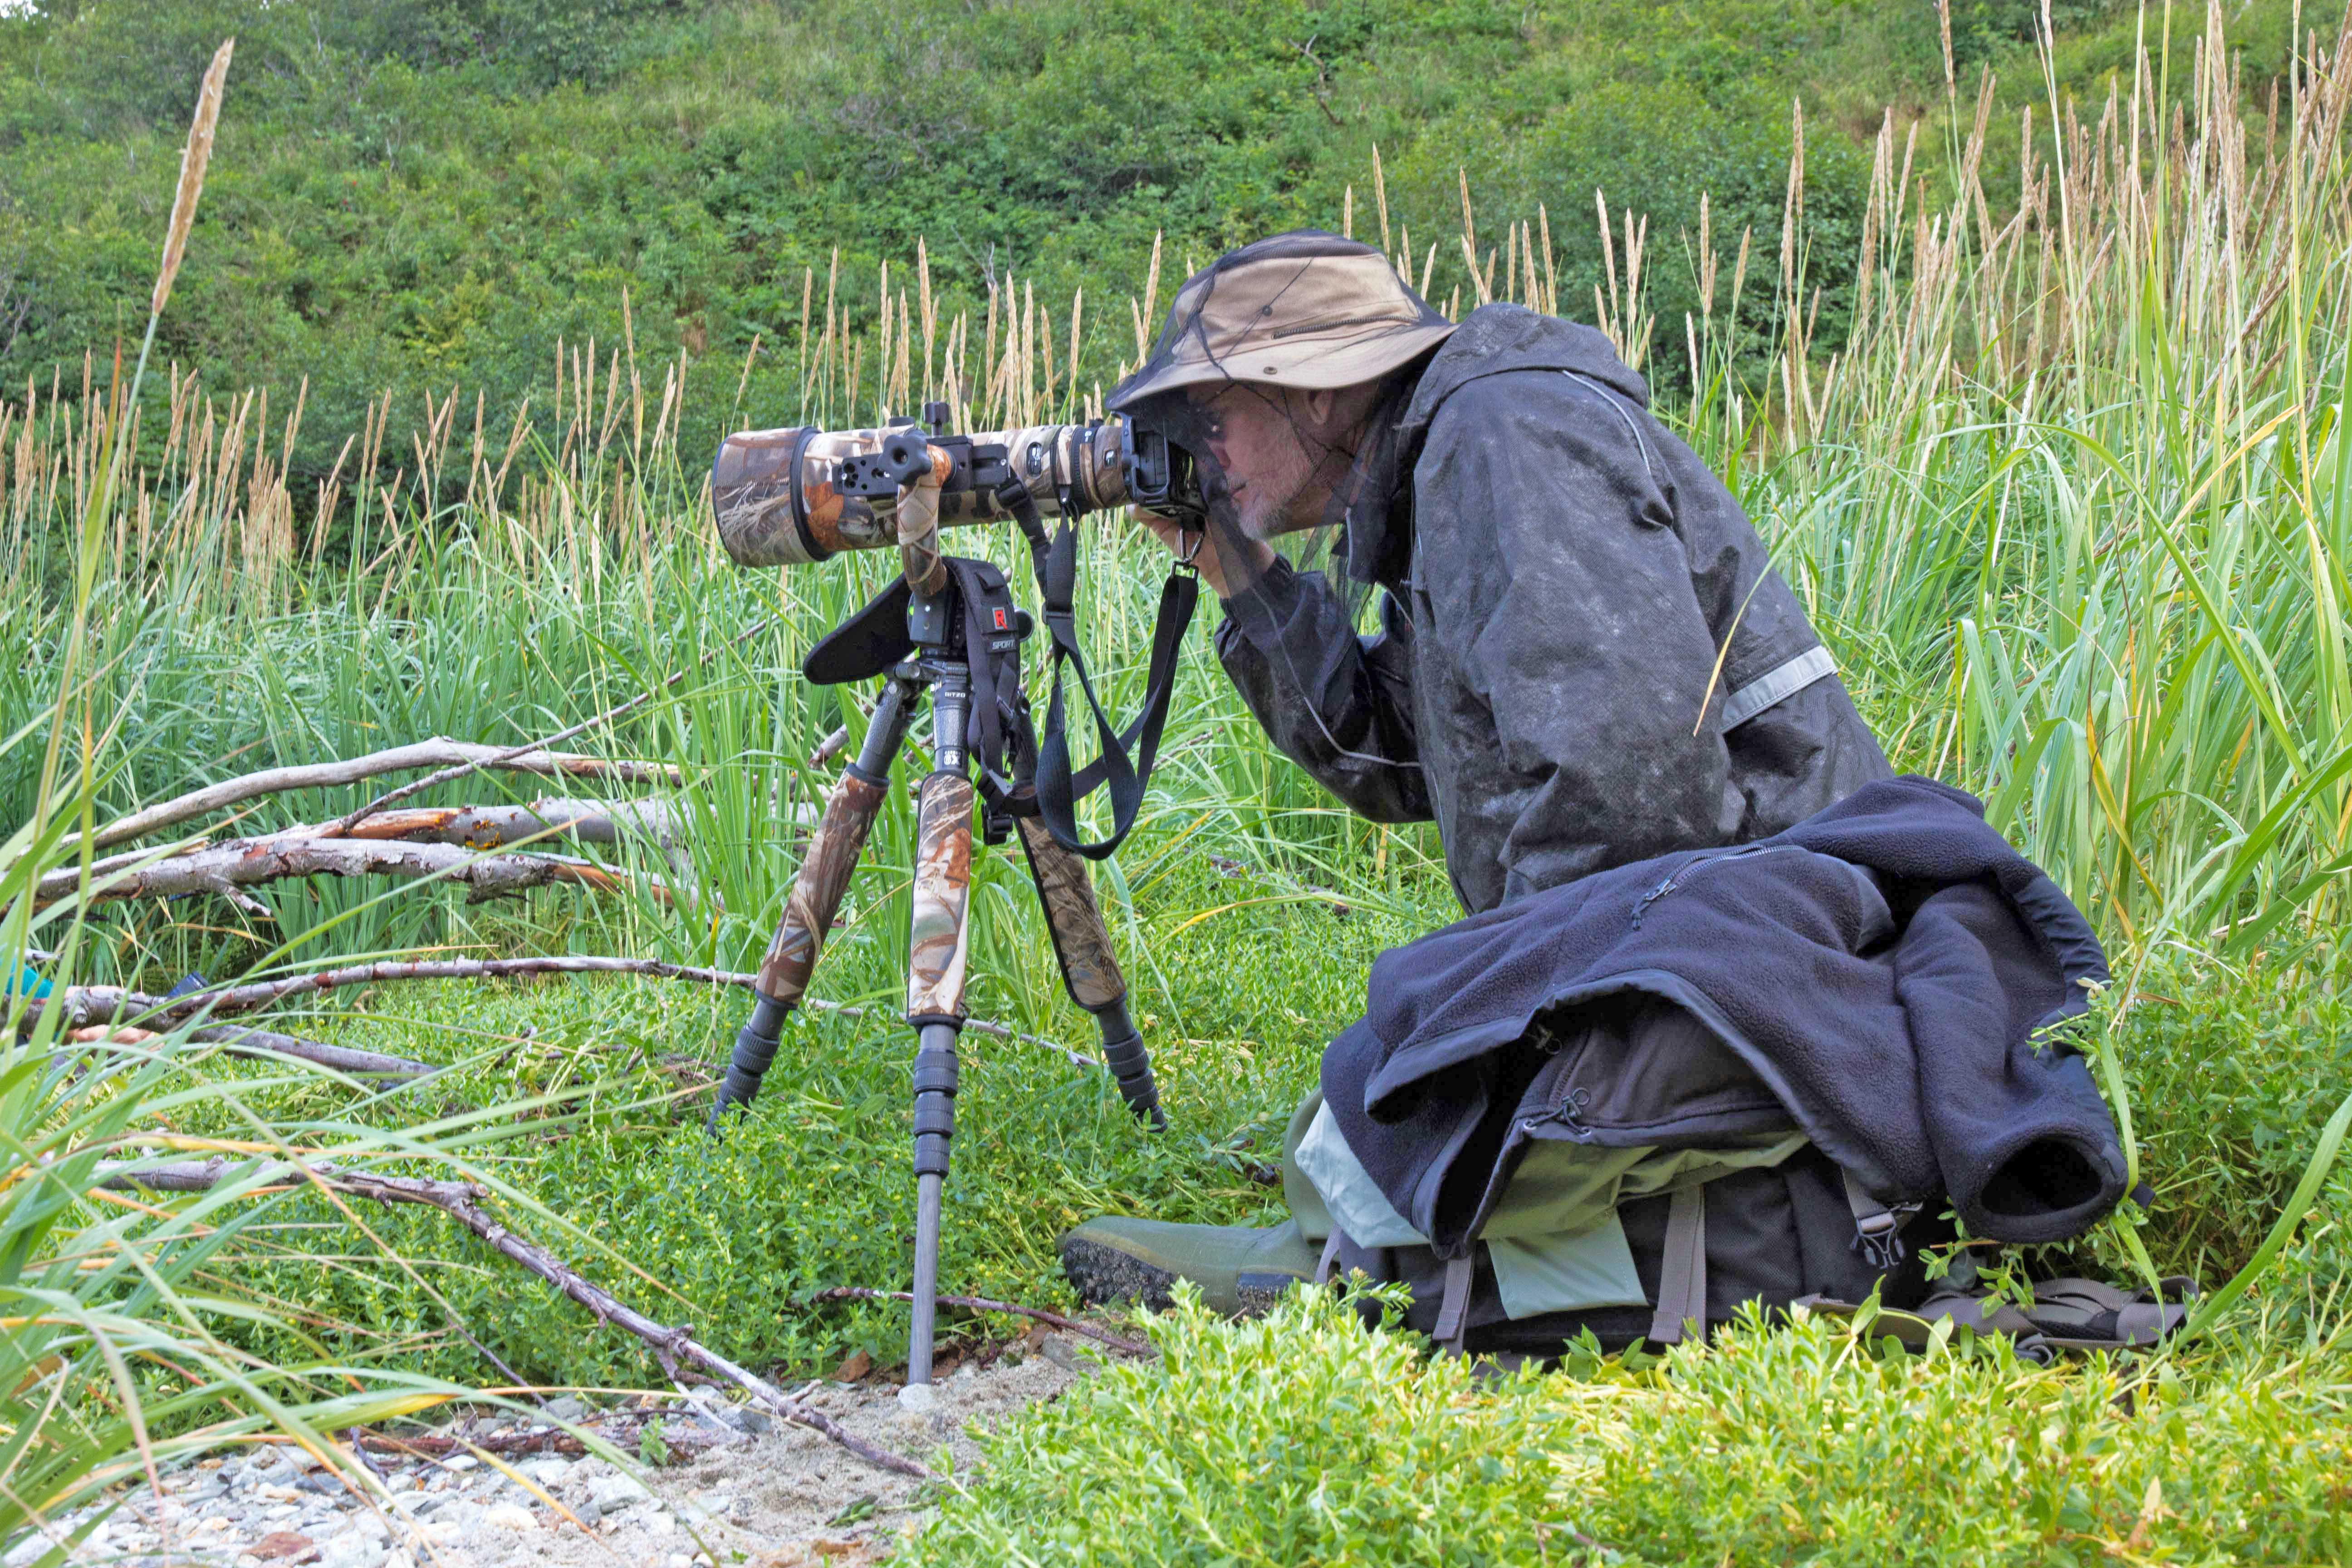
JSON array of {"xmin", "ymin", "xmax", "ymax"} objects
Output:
[
  {"xmin": 71, "ymin": 744, "xmax": 684, "ymax": 854},
  {"xmin": 312, "ymin": 798, "xmax": 681, "ymax": 850},
  {"xmin": 63, "ymin": 1020, "xmax": 432, "ymax": 1078},
  {"xmin": 53, "ymin": 956, "xmax": 1091, "ymax": 1066},
  {"xmin": 320, "ymin": 618, "xmax": 769, "ymax": 841},
  {"xmin": 103, "ymin": 1158, "xmax": 929, "ymax": 1480},
  {"xmin": 191, "ymin": 1022, "xmax": 432, "ymax": 1078},
  {"xmin": 37, "ymin": 835, "xmax": 671, "ymax": 910}
]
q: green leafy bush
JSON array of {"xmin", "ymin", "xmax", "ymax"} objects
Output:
[{"xmin": 908, "ymin": 1287, "xmax": 2352, "ymax": 1567}]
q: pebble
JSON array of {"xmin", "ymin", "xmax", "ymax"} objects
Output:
[
  {"xmin": 483, "ymin": 1502, "xmax": 539, "ymax": 1530},
  {"xmin": 588, "ymin": 1473, "xmax": 653, "ymax": 1511},
  {"xmin": 895, "ymin": 1382, "xmax": 937, "ymax": 1413}
]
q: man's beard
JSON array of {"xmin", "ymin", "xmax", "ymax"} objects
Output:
[{"xmin": 1224, "ymin": 436, "xmax": 1336, "ymax": 541}]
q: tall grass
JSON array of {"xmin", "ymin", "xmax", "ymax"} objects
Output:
[
  {"xmin": 9, "ymin": 6, "xmax": 2348, "ymax": 996},
  {"xmin": 0, "ymin": 41, "xmax": 642, "ymax": 1560},
  {"xmin": 3, "ymin": 15, "xmax": 2351, "ymax": 1535}
]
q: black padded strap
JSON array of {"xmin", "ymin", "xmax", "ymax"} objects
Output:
[
  {"xmin": 1431, "ymin": 1253, "xmax": 1475, "ymax": 1355},
  {"xmin": 999, "ymin": 479, "xmax": 1198, "ymax": 860},
  {"xmin": 1647, "ymin": 1185, "xmax": 1709, "ymax": 1347}
]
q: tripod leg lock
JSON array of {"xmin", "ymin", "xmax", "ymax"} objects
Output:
[
  {"xmin": 708, "ymin": 990, "xmax": 794, "ymax": 1130},
  {"xmin": 910, "ymin": 1024, "xmax": 960, "ymax": 1179},
  {"xmin": 1089, "ymin": 996, "xmax": 1165, "ymax": 1128}
]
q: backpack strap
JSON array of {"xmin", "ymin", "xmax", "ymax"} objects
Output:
[
  {"xmin": 1647, "ymin": 1184, "xmax": 1709, "ymax": 1346},
  {"xmin": 1842, "ymin": 1169, "xmax": 1921, "ymax": 1270},
  {"xmin": 1431, "ymin": 1253, "xmax": 1476, "ymax": 1355},
  {"xmin": 1315, "ymin": 1230, "xmax": 1346, "ymax": 1286}
]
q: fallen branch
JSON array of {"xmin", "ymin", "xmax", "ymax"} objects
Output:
[
  {"xmin": 39, "ymin": 835, "xmax": 670, "ymax": 911},
  {"xmin": 57, "ymin": 956, "xmax": 1092, "ymax": 1067},
  {"xmin": 106, "ymin": 1157, "xmax": 930, "ymax": 1480},
  {"xmin": 310, "ymin": 798, "xmax": 681, "ymax": 851},
  {"xmin": 814, "ymin": 1286, "xmax": 1153, "ymax": 1358},
  {"xmin": 64, "ymin": 1021, "xmax": 431, "ymax": 1079},
  {"xmin": 72, "ymin": 743, "xmax": 684, "ymax": 854},
  {"xmin": 322, "ymin": 617, "xmax": 769, "ymax": 840},
  {"xmin": 355, "ymin": 1429, "xmax": 587, "ymax": 1460}
]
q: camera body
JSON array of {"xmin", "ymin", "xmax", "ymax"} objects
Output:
[{"xmin": 1118, "ymin": 417, "xmax": 1203, "ymax": 526}]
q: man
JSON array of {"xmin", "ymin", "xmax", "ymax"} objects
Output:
[{"xmin": 1058, "ymin": 229, "xmax": 1891, "ymax": 1313}]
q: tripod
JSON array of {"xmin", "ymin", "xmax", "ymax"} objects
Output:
[{"xmin": 707, "ymin": 571, "xmax": 1162, "ymax": 1392}]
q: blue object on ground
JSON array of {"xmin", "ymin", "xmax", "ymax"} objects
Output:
[
  {"xmin": 7, "ymin": 964, "xmax": 50, "ymax": 1000},
  {"xmin": 162, "ymin": 972, "xmax": 209, "ymax": 1001}
]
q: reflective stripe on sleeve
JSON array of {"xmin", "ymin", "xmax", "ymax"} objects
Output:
[{"xmin": 1720, "ymin": 644, "xmax": 1838, "ymax": 730}]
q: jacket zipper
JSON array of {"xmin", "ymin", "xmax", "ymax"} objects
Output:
[{"xmin": 1628, "ymin": 841, "xmax": 1782, "ymax": 927}]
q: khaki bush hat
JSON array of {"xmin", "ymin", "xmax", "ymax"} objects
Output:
[{"xmin": 1107, "ymin": 230, "xmax": 1456, "ymax": 410}]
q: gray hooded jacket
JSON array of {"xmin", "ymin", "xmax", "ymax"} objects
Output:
[{"xmin": 1216, "ymin": 304, "xmax": 1891, "ymax": 913}]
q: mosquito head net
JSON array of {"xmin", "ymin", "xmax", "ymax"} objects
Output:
[
  {"xmin": 1109, "ymin": 229, "xmax": 1452, "ymax": 581},
  {"xmin": 1103, "ymin": 230, "xmax": 1456, "ymax": 776}
]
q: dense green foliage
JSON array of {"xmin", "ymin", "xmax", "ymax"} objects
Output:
[
  {"xmin": 911, "ymin": 1285, "xmax": 2352, "ymax": 1566},
  {"xmin": 7, "ymin": 0, "xmax": 2352, "ymax": 1559},
  {"xmin": 3, "ymin": 0, "xmax": 2322, "ymax": 524}
]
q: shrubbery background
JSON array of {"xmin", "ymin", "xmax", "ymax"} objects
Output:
[{"xmin": 4, "ymin": 0, "xmax": 2320, "ymax": 539}]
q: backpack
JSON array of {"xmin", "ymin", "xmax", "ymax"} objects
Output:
[
  {"xmin": 1311, "ymin": 1143, "xmax": 1950, "ymax": 1357},
  {"xmin": 1282, "ymin": 1070, "xmax": 1949, "ymax": 1358}
]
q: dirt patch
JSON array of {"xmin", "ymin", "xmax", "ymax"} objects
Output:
[{"xmin": 48, "ymin": 1334, "xmax": 1105, "ymax": 1568}]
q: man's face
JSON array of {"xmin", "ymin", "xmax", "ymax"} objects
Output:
[{"xmin": 1189, "ymin": 382, "xmax": 1329, "ymax": 539}]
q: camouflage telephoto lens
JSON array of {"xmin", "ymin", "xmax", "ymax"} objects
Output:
[{"xmin": 707, "ymin": 420, "xmax": 1133, "ymax": 570}]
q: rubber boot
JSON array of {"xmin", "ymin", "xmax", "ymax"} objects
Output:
[{"xmin": 1059, "ymin": 1215, "xmax": 1322, "ymax": 1317}]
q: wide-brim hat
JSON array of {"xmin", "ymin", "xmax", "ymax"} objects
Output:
[{"xmin": 1107, "ymin": 230, "xmax": 1455, "ymax": 410}]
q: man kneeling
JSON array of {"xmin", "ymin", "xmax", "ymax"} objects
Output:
[{"xmin": 1059, "ymin": 235, "xmax": 2161, "ymax": 1356}]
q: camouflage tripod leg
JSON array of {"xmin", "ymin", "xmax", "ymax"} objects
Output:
[
  {"xmin": 904, "ymin": 666, "xmax": 975, "ymax": 1390},
  {"xmin": 1015, "ymin": 817, "xmax": 1163, "ymax": 1127},
  {"xmin": 706, "ymin": 678, "xmax": 919, "ymax": 1129}
]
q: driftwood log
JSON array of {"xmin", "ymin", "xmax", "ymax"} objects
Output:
[
  {"xmin": 309, "ymin": 798, "xmax": 680, "ymax": 850},
  {"xmin": 68, "ymin": 743, "xmax": 686, "ymax": 855},
  {"xmin": 62, "ymin": 1020, "xmax": 432, "ymax": 1078},
  {"xmin": 37, "ymin": 835, "xmax": 671, "ymax": 911},
  {"xmin": 104, "ymin": 1157, "xmax": 929, "ymax": 1480}
]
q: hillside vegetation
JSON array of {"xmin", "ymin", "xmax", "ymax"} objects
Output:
[
  {"xmin": 5, "ymin": 2, "xmax": 2352, "ymax": 1563},
  {"xmin": 0, "ymin": 0, "xmax": 2324, "ymax": 508}
]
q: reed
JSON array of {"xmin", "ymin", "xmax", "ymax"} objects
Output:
[
  {"xmin": 10, "ymin": 5, "xmax": 2349, "ymax": 982},
  {"xmin": 1, "ymin": 21, "xmax": 2348, "ymax": 1540}
]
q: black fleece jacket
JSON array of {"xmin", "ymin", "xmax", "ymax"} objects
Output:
[{"xmin": 1319, "ymin": 776, "xmax": 2127, "ymax": 1257}]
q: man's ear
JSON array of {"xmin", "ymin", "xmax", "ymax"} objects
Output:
[{"xmin": 1298, "ymin": 386, "xmax": 1339, "ymax": 430}]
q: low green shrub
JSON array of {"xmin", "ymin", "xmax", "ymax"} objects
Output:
[
  {"xmin": 909, "ymin": 1287, "xmax": 2352, "ymax": 1567},
  {"xmin": 2098, "ymin": 956, "xmax": 2352, "ymax": 1300}
]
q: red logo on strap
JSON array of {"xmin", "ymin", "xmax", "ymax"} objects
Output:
[{"xmin": 992, "ymin": 607, "xmax": 1009, "ymax": 630}]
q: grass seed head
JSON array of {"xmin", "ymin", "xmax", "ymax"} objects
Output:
[{"xmin": 153, "ymin": 39, "xmax": 235, "ymax": 318}]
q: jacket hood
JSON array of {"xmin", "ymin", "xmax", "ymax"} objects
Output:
[{"xmin": 1399, "ymin": 303, "xmax": 1651, "ymax": 451}]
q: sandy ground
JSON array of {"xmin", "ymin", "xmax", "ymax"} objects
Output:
[{"xmin": 34, "ymin": 1333, "xmax": 1098, "ymax": 1568}]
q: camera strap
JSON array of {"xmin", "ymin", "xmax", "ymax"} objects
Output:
[{"xmin": 998, "ymin": 480, "xmax": 1198, "ymax": 861}]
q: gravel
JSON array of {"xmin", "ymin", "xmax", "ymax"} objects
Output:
[{"xmin": 27, "ymin": 1335, "xmax": 1099, "ymax": 1567}]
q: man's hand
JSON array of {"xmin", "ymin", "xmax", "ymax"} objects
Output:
[{"xmin": 1131, "ymin": 506, "xmax": 1273, "ymax": 600}]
